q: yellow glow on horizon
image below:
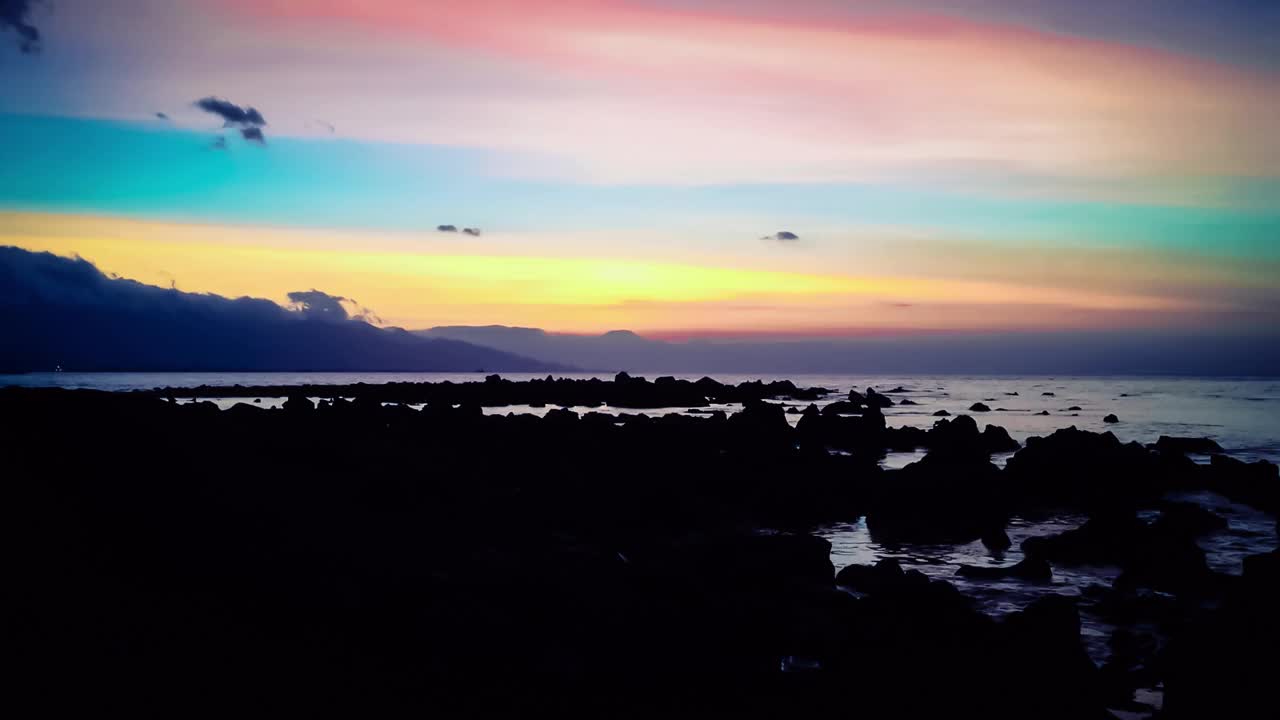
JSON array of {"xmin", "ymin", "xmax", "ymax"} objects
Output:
[{"xmin": 2, "ymin": 212, "xmax": 1198, "ymax": 333}]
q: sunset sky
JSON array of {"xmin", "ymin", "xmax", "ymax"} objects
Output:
[{"xmin": 1, "ymin": 0, "xmax": 1277, "ymax": 338}]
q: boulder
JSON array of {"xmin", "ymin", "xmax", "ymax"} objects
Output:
[
  {"xmin": 956, "ymin": 557, "xmax": 1051, "ymax": 582},
  {"xmin": 865, "ymin": 388, "xmax": 894, "ymax": 408},
  {"xmin": 1154, "ymin": 436, "xmax": 1224, "ymax": 455}
]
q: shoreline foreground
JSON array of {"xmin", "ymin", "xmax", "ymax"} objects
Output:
[{"xmin": 7, "ymin": 376, "xmax": 1278, "ymax": 717}]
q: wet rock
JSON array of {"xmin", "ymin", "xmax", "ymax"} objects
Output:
[
  {"xmin": 1103, "ymin": 414, "xmax": 1119, "ymax": 423},
  {"xmin": 835, "ymin": 558, "xmax": 905, "ymax": 595},
  {"xmin": 968, "ymin": 402, "xmax": 991, "ymax": 412},
  {"xmin": 1041, "ymin": 392, "xmax": 1056, "ymax": 397},
  {"xmin": 897, "ymin": 398, "xmax": 918, "ymax": 405},
  {"xmin": 1004, "ymin": 426, "xmax": 1165, "ymax": 510},
  {"xmin": 981, "ymin": 527, "xmax": 1013, "ymax": 551},
  {"xmin": 866, "ymin": 448, "xmax": 1008, "ymax": 544},
  {"xmin": 1035, "ymin": 410, "xmax": 1050, "ymax": 416},
  {"xmin": 956, "ymin": 556, "xmax": 1051, "ymax": 582},
  {"xmin": 932, "ymin": 410, "xmax": 951, "ymax": 417},
  {"xmin": 283, "ymin": 395, "xmax": 314, "ymax": 414},
  {"xmin": 1154, "ymin": 436, "xmax": 1224, "ymax": 455},
  {"xmin": 981, "ymin": 425, "xmax": 1020, "ymax": 453},
  {"xmin": 865, "ymin": 388, "xmax": 894, "ymax": 408},
  {"xmin": 1024, "ymin": 509, "xmax": 1215, "ymax": 595},
  {"xmin": 821, "ymin": 400, "xmax": 864, "ymax": 416},
  {"xmin": 1153, "ymin": 501, "xmax": 1228, "ymax": 536},
  {"xmin": 1161, "ymin": 548, "xmax": 1280, "ymax": 718},
  {"xmin": 1022, "ymin": 510, "xmax": 1147, "ymax": 566},
  {"xmin": 1204, "ymin": 455, "xmax": 1279, "ymax": 513},
  {"xmin": 1067, "ymin": 406, "xmax": 1082, "ymax": 411}
]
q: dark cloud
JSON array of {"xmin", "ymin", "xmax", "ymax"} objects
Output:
[
  {"xmin": 1, "ymin": 0, "xmax": 42, "ymax": 54},
  {"xmin": 764, "ymin": 231, "xmax": 800, "ymax": 242},
  {"xmin": 437, "ymin": 225, "xmax": 458, "ymax": 232},
  {"xmin": 0, "ymin": 246, "xmax": 553, "ymax": 372},
  {"xmin": 195, "ymin": 96, "xmax": 268, "ymax": 145},
  {"xmin": 195, "ymin": 97, "xmax": 266, "ymax": 127},
  {"xmin": 462, "ymin": 227, "xmax": 481, "ymax": 236},
  {"xmin": 155, "ymin": 112, "xmax": 170, "ymax": 121}
]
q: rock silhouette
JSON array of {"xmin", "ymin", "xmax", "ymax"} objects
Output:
[{"xmin": 4, "ymin": 379, "xmax": 1275, "ymax": 718}]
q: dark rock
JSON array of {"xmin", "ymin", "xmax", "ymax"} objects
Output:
[
  {"xmin": 1152, "ymin": 501, "xmax": 1228, "ymax": 536},
  {"xmin": 981, "ymin": 527, "xmax": 1013, "ymax": 551},
  {"xmin": 981, "ymin": 425, "xmax": 1020, "ymax": 453},
  {"xmin": 835, "ymin": 557, "xmax": 904, "ymax": 594},
  {"xmin": 821, "ymin": 400, "xmax": 864, "ymax": 416},
  {"xmin": 1161, "ymin": 548, "xmax": 1280, "ymax": 718},
  {"xmin": 1041, "ymin": 392, "xmax": 1056, "ymax": 396},
  {"xmin": 956, "ymin": 557, "xmax": 1051, "ymax": 582},
  {"xmin": 897, "ymin": 398, "xmax": 918, "ymax": 405},
  {"xmin": 968, "ymin": 403, "xmax": 991, "ymax": 412},
  {"xmin": 1035, "ymin": 410, "xmax": 1050, "ymax": 416},
  {"xmin": 1023, "ymin": 509, "xmax": 1215, "ymax": 595},
  {"xmin": 865, "ymin": 388, "xmax": 894, "ymax": 408},
  {"xmin": 1067, "ymin": 406, "xmax": 1082, "ymax": 411},
  {"xmin": 282, "ymin": 394, "xmax": 314, "ymax": 413},
  {"xmin": 932, "ymin": 410, "xmax": 951, "ymax": 417},
  {"xmin": 866, "ymin": 448, "xmax": 1007, "ymax": 544},
  {"xmin": 1203, "ymin": 454, "xmax": 1279, "ymax": 513},
  {"xmin": 1103, "ymin": 414, "xmax": 1119, "ymax": 423},
  {"xmin": 1004, "ymin": 426, "xmax": 1165, "ymax": 510},
  {"xmin": 1153, "ymin": 436, "xmax": 1224, "ymax": 455}
]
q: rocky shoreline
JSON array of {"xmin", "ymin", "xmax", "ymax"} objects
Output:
[{"xmin": 6, "ymin": 377, "xmax": 1277, "ymax": 717}]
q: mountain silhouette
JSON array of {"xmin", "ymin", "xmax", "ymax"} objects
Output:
[{"xmin": 0, "ymin": 247, "xmax": 561, "ymax": 373}]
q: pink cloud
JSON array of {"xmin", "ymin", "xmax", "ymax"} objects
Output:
[{"xmin": 182, "ymin": 1, "xmax": 1280, "ymax": 185}]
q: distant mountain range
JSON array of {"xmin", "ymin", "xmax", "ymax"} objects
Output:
[
  {"xmin": 4, "ymin": 246, "xmax": 1276, "ymax": 376},
  {"xmin": 419, "ymin": 324, "xmax": 1280, "ymax": 376},
  {"xmin": 0, "ymin": 247, "xmax": 560, "ymax": 373}
]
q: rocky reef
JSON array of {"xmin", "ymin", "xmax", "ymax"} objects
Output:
[{"xmin": 4, "ymin": 379, "xmax": 1276, "ymax": 717}]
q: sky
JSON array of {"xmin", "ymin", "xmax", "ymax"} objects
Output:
[{"xmin": 1, "ymin": 0, "xmax": 1277, "ymax": 339}]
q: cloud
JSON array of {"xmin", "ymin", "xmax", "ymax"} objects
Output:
[
  {"xmin": 437, "ymin": 225, "xmax": 457, "ymax": 232},
  {"xmin": 0, "ymin": 246, "xmax": 553, "ymax": 372},
  {"xmin": 287, "ymin": 288, "xmax": 383, "ymax": 325},
  {"xmin": 462, "ymin": 227, "xmax": 481, "ymax": 236},
  {"xmin": 287, "ymin": 289, "xmax": 351, "ymax": 321},
  {"xmin": 195, "ymin": 97, "xmax": 266, "ymax": 127},
  {"xmin": 155, "ymin": 112, "xmax": 169, "ymax": 121},
  {"xmin": 195, "ymin": 96, "xmax": 267, "ymax": 145},
  {"xmin": 0, "ymin": 0, "xmax": 41, "ymax": 54},
  {"xmin": 763, "ymin": 231, "xmax": 800, "ymax": 242}
]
